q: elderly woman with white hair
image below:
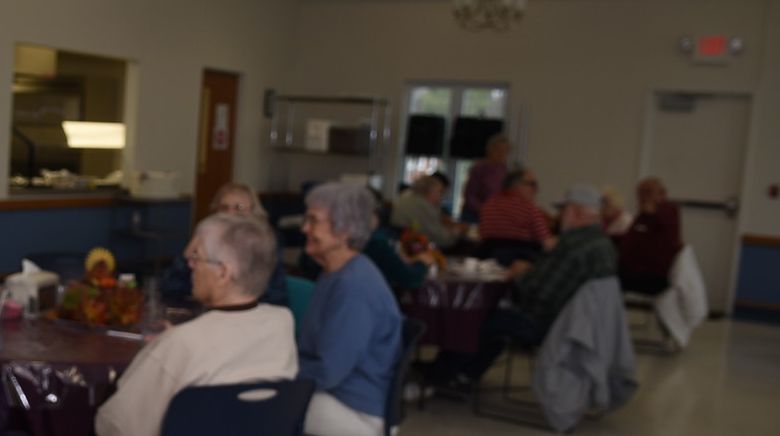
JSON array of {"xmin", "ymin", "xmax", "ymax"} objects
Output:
[
  {"xmin": 298, "ymin": 182, "xmax": 402, "ymax": 436},
  {"xmin": 96, "ymin": 214, "xmax": 298, "ymax": 436}
]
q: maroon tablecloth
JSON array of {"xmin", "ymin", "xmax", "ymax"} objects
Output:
[
  {"xmin": 1, "ymin": 319, "xmax": 144, "ymax": 436},
  {"xmin": 399, "ymin": 276, "xmax": 511, "ymax": 353}
]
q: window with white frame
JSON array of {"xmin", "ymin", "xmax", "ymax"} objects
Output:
[{"xmin": 400, "ymin": 83, "xmax": 508, "ymax": 218}]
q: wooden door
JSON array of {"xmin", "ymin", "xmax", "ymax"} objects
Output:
[{"xmin": 193, "ymin": 70, "xmax": 239, "ymax": 223}]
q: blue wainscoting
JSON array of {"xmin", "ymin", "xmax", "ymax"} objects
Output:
[
  {"xmin": 735, "ymin": 240, "xmax": 780, "ymax": 306},
  {"xmin": 0, "ymin": 199, "xmax": 191, "ymax": 275}
]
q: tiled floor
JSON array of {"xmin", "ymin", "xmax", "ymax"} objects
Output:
[{"xmin": 399, "ymin": 319, "xmax": 780, "ymax": 435}]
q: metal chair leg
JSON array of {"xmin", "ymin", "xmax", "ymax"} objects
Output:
[{"xmin": 502, "ymin": 346, "xmax": 514, "ymax": 399}]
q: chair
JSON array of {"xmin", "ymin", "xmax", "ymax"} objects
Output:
[
  {"xmin": 285, "ymin": 276, "xmax": 315, "ymax": 332},
  {"xmin": 2, "ymin": 362, "xmax": 103, "ymax": 436},
  {"xmin": 475, "ymin": 277, "xmax": 637, "ymax": 433},
  {"xmin": 161, "ymin": 379, "xmax": 315, "ymax": 436},
  {"xmin": 624, "ymin": 245, "xmax": 708, "ymax": 353},
  {"xmin": 384, "ymin": 317, "xmax": 426, "ymax": 436},
  {"xmin": 624, "ymin": 292, "xmax": 678, "ymax": 353}
]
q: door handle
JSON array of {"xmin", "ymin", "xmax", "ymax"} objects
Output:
[{"xmin": 673, "ymin": 196, "xmax": 739, "ymax": 218}]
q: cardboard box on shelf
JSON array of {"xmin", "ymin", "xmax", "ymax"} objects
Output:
[{"xmin": 305, "ymin": 119, "xmax": 331, "ymax": 152}]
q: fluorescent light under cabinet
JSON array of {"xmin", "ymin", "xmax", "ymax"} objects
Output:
[{"xmin": 62, "ymin": 121, "xmax": 126, "ymax": 149}]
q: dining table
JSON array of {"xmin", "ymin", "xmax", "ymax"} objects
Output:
[
  {"xmin": 398, "ymin": 259, "xmax": 512, "ymax": 354},
  {"xmin": 0, "ymin": 309, "xmax": 172, "ymax": 436}
]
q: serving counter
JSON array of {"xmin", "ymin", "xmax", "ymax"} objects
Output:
[{"xmin": 0, "ymin": 195, "xmax": 191, "ymax": 276}]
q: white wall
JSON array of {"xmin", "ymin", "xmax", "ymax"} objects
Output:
[
  {"xmin": 0, "ymin": 0, "xmax": 299, "ymax": 197},
  {"xmin": 742, "ymin": 0, "xmax": 780, "ymax": 236},
  {"xmin": 284, "ymin": 0, "xmax": 780, "ymax": 236},
  {"xmin": 2, "ymin": 0, "xmax": 776, "ymax": 237}
]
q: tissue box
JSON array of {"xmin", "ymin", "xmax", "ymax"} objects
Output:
[{"xmin": 5, "ymin": 271, "xmax": 60, "ymax": 314}]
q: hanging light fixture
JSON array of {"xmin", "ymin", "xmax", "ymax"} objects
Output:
[{"xmin": 453, "ymin": 0, "xmax": 527, "ymax": 31}]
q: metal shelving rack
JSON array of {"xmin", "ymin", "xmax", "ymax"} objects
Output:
[{"xmin": 268, "ymin": 94, "xmax": 392, "ymax": 176}]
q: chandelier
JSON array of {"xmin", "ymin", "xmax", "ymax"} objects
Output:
[{"xmin": 453, "ymin": 0, "xmax": 528, "ymax": 31}]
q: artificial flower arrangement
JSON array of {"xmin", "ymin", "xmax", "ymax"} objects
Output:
[
  {"xmin": 49, "ymin": 248, "xmax": 144, "ymax": 327},
  {"xmin": 399, "ymin": 228, "xmax": 447, "ymax": 269}
]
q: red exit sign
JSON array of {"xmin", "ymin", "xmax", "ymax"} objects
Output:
[
  {"xmin": 698, "ymin": 35, "xmax": 728, "ymax": 57},
  {"xmin": 691, "ymin": 34, "xmax": 734, "ymax": 64}
]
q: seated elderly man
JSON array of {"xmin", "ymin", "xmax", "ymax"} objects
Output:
[
  {"xmin": 95, "ymin": 214, "xmax": 298, "ymax": 436},
  {"xmin": 390, "ymin": 174, "xmax": 465, "ymax": 249},
  {"xmin": 298, "ymin": 182, "xmax": 402, "ymax": 436},
  {"xmin": 161, "ymin": 182, "xmax": 287, "ymax": 306},
  {"xmin": 430, "ymin": 184, "xmax": 616, "ymax": 384},
  {"xmin": 479, "ymin": 168, "xmax": 554, "ymax": 263},
  {"xmin": 618, "ymin": 177, "xmax": 682, "ymax": 295}
]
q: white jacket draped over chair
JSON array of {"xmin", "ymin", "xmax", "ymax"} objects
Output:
[{"xmin": 655, "ymin": 245, "xmax": 709, "ymax": 348}]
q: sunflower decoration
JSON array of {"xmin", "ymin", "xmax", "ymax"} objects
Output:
[
  {"xmin": 54, "ymin": 247, "xmax": 143, "ymax": 327},
  {"xmin": 85, "ymin": 247, "xmax": 117, "ymax": 289}
]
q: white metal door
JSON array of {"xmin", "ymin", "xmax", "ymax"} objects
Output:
[{"xmin": 642, "ymin": 91, "xmax": 751, "ymax": 314}]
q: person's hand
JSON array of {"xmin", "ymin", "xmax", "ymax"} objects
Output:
[
  {"xmin": 413, "ymin": 251, "xmax": 437, "ymax": 266},
  {"xmin": 640, "ymin": 199, "xmax": 658, "ymax": 214},
  {"xmin": 506, "ymin": 260, "xmax": 532, "ymax": 279},
  {"xmin": 543, "ymin": 237, "xmax": 558, "ymax": 252}
]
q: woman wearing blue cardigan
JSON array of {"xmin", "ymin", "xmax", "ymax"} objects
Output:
[{"xmin": 297, "ymin": 182, "xmax": 402, "ymax": 436}]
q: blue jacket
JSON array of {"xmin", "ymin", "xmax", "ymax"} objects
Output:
[{"xmin": 297, "ymin": 254, "xmax": 401, "ymax": 417}]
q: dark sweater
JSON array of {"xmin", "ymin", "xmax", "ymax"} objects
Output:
[
  {"xmin": 363, "ymin": 233, "xmax": 428, "ymax": 290},
  {"xmin": 299, "ymin": 231, "xmax": 429, "ymax": 290},
  {"xmin": 618, "ymin": 201, "xmax": 682, "ymax": 279}
]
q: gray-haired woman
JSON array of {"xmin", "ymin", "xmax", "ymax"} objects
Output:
[{"xmin": 297, "ymin": 182, "xmax": 402, "ymax": 436}]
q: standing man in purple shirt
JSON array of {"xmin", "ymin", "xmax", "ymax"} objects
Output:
[{"xmin": 461, "ymin": 134, "xmax": 511, "ymax": 223}]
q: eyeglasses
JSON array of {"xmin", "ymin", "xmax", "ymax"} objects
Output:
[
  {"xmin": 215, "ymin": 202, "xmax": 250, "ymax": 214},
  {"xmin": 302, "ymin": 213, "xmax": 330, "ymax": 227},
  {"xmin": 186, "ymin": 251, "xmax": 222, "ymax": 266}
]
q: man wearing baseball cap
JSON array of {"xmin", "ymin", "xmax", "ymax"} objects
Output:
[{"xmin": 430, "ymin": 183, "xmax": 617, "ymax": 385}]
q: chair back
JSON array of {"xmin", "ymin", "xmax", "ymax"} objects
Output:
[
  {"xmin": 285, "ymin": 276, "xmax": 315, "ymax": 332},
  {"xmin": 384, "ymin": 317, "xmax": 426, "ymax": 436},
  {"xmin": 161, "ymin": 379, "xmax": 315, "ymax": 436},
  {"xmin": 533, "ymin": 277, "xmax": 636, "ymax": 432}
]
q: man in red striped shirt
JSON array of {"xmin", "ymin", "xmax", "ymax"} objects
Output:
[{"xmin": 479, "ymin": 169, "xmax": 555, "ymax": 263}]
